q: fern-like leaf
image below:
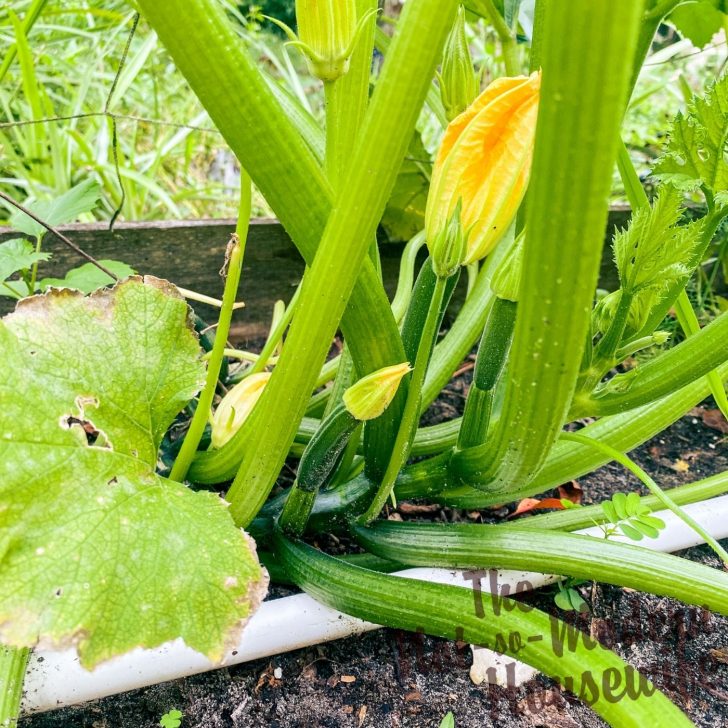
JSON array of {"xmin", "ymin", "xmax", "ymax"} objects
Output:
[
  {"xmin": 653, "ymin": 73, "xmax": 728, "ymax": 205},
  {"xmin": 613, "ymin": 188, "xmax": 703, "ymax": 294}
]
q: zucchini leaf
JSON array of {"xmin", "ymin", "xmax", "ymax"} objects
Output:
[{"xmin": 0, "ymin": 278, "xmax": 267, "ymax": 668}]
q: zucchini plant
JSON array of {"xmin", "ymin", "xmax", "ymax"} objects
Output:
[{"xmin": 2, "ymin": 1, "xmax": 728, "ymax": 726}]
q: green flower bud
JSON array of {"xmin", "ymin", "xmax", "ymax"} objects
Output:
[
  {"xmin": 270, "ymin": 1, "xmax": 377, "ymax": 82},
  {"xmin": 343, "ymin": 362, "xmax": 411, "ymax": 421},
  {"xmin": 438, "ymin": 6, "xmax": 479, "ymax": 122},
  {"xmin": 429, "ymin": 199, "xmax": 467, "ymax": 279},
  {"xmin": 490, "ymin": 230, "xmax": 524, "ymax": 302}
]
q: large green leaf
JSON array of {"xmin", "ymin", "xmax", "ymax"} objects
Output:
[
  {"xmin": 0, "ymin": 278, "xmax": 266, "ymax": 668},
  {"xmin": 8, "ymin": 179, "xmax": 102, "ymax": 239},
  {"xmin": 653, "ymin": 73, "xmax": 728, "ymax": 205}
]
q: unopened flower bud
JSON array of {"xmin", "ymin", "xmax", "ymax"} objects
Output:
[
  {"xmin": 271, "ymin": 0, "xmax": 376, "ymax": 82},
  {"xmin": 211, "ymin": 372, "xmax": 271, "ymax": 448},
  {"xmin": 430, "ymin": 199, "xmax": 467, "ymax": 278},
  {"xmin": 490, "ymin": 231, "xmax": 525, "ymax": 302},
  {"xmin": 438, "ymin": 6, "xmax": 479, "ymax": 122},
  {"xmin": 343, "ymin": 362, "xmax": 411, "ymax": 421}
]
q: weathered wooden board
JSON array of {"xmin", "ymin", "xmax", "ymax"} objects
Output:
[{"xmin": 0, "ymin": 210, "xmax": 631, "ymax": 339}]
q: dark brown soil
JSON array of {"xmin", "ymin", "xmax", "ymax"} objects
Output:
[{"xmin": 20, "ymin": 383, "xmax": 728, "ymax": 727}]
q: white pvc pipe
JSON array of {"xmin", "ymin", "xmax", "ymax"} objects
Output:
[{"xmin": 21, "ymin": 494, "xmax": 728, "ymax": 714}]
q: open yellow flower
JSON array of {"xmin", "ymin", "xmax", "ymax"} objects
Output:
[{"xmin": 425, "ymin": 72, "xmax": 541, "ymax": 265}]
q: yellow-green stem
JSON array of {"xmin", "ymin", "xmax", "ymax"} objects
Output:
[
  {"xmin": 561, "ymin": 431, "xmax": 728, "ymax": 566},
  {"xmin": 0, "ymin": 647, "xmax": 29, "ymax": 728},
  {"xmin": 481, "ymin": 0, "xmax": 520, "ymax": 76},
  {"xmin": 362, "ymin": 274, "xmax": 448, "ymax": 522},
  {"xmin": 169, "ymin": 177, "xmax": 250, "ymax": 481}
]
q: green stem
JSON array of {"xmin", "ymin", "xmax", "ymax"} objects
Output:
[
  {"xmin": 259, "ymin": 549, "xmax": 403, "ymax": 585},
  {"xmin": 578, "ymin": 310, "xmax": 728, "ymax": 417},
  {"xmin": 225, "ymin": 0, "xmax": 461, "ymax": 526},
  {"xmin": 434, "ymin": 358, "xmax": 728, "ymax": 508},
  {"xmin": 28, "ymin": 234, "xmax": 42, "ymax": 294},
  {"xmin": 422, "ymin": 233, "xmax": 513, "ymax": 407},
  {"xmin": 674, "ymin": 292, "xmax": 728, "ymax": 419},
  {"xmin": 351, "ymin": 519, "xmax": 728, "ymax": 614},
  {"xmin": 275, "ymin": 533, "xmax": 693, "ymax": 727},
  {"xmin": 390, "ymin": 231, "xmax": 427, "ymax": 323},
  {"xmin": 373, "ymin": 26, "xmax": 449, "ymax": 129},
  {"xmin": 249, "ymin": 462, "xmax": 728, "ymax": 545},
  {"xmin": 643, "ymin": 0, "xmax": 684, "ymax": 23},
  {"xmin": 594, "ymin": 289, "xmax": 634, "ymax": 362},
  {"xmin": 140, "ymin": 0, "xmax": 409, "ymax": 487},
  {"xmin": 481, "ymin": 0, "xmax": 520, "ymax": 76},
  {"xmin": 458, "ymin": 297, "xmax": 517, "ymax": 449},
  {"xmin": 362, "ymin": 275, "xmax": 448, "ymax": 523},
  {"xmin": 514, "ymin": 470, "xmax": 728, "ymax": 532},
  {"xmin": 324, "ymin": 79, "xmax": 345, "ymax": 191},
  {"xmin": 0, "ymin": 647, "xmax": 29, "ymax": 728},
  {"xmin": 295, "ymin": 414, "xmax": 461, "ymax": 458},
  {"xmin": 216, "ymin": 349, "xmax": 277, "ymax": 366},
  {"xmin": 169, "ymin": 178, "xmax": 250, "ymax": 482},
  {"xmin": 452, "ymin": 1, "xmax": 645, "ymax": 492},
  {"xmin": 246, "ymin": 286, "xmax": 300, "ymax": 377},
  {"xmin": 277, "ymin": 486, "xmax": 318, "ymax": 538},
  {"xmin": 560, "ymin": 431, "xmax": 728, "ymax": 566},
  {"xmin": 528, "ymin": 0, "xmax": 547, "ymax": 73},
  {"xmin": 616, "ymin": 140, "xmax": 649, "ymax": 209}
]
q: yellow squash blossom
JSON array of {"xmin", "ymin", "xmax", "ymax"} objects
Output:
[
  {"xmin": 425, "ymin": 72, "xmax": 541, "ymax": 266},
  {"xmin": 343, "ymin": 362, "xmax": 411, "ymax": 421},
  {"xmin": 211, "ymin": 372, "xmax": 271, "ymax": 448}
]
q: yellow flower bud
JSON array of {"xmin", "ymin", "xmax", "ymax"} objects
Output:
[
  {"xmin": 210, "ymin": 372, "xmax": 271, "ymax": 448},
  {"xmin": 343, "ymin": 362, "xmax": 411, "ymax": 421},
  {"xmin": 425, "ymin": 72, "xmax": 541, "ymax": 266},
  {"xmin": 438, "ymin": 6, "xmax": 479, "ymax": 122}
]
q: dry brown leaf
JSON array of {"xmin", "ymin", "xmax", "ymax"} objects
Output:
[
  {"xmin": 558, "ymin": 481, "xmax": 583, "ymax": 505},
  {"xmin": 397, "ymin": 502, "xmax": 440, "ymax": 515},
  {"xmin": 509, "ymin": 497, "xmax": 566, "ymax": 518},
  {"xmin": 510, "ymin": 498, "xmax": 542, "ymax": 517},
  {"xmin": 701, "ymin": 409, "xmax": 728, "ymax": 434}
]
